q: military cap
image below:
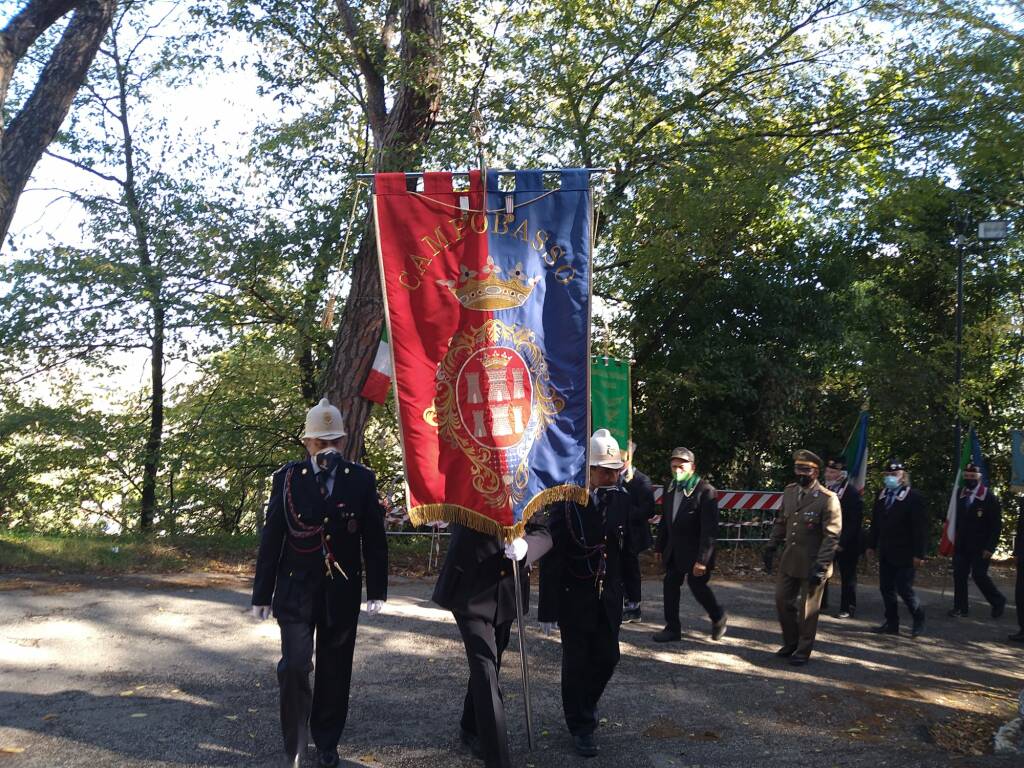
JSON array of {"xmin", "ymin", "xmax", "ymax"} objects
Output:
[
  {"xmin": 793, "ymin": 449, "xmax": 822, "ymax": 469},
  {"xmin": 825, "ymin": 455, "xmax": 847, "ymax": 471},
  {"xmin": 670, "ymin": 447, "xmax": 695, "ymax": 463},
  {"xmin": 963, "ymin": 462, "xmax": 982, "ymax": 476},
  {"xmin": 882, "ymin": 457, "xmax": 906, "ymax": 472}
]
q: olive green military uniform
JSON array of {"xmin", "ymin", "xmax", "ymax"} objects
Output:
[{"xmin": 768, "ymin": 480, "xmax": 842, "ymax": 660}]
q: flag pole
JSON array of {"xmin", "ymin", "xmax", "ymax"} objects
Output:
[{"xmin": 511, "ymin": 557, "xmax": 536, "ymax": 750}]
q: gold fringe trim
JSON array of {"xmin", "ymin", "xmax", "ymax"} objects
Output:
[{"xmin": 409, "ymin": 484, "xmax": 589, "ymax": 543}]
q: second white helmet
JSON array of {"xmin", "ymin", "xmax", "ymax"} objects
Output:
[{"xmin": 589, "ymin": 428, "xmax": 624, "ymax": 469}]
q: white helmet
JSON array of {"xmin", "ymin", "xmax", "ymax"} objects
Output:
[
  {"xmin": 589, "ymin": 428, "xmax": 624, "ymax": 469},
  {"xmin": 302, "ymin": 398, "xmax": 346, "ymax": 440}
]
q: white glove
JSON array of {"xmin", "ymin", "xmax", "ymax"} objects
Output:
[
  {"xmin": 366, "ymin": 600, "xmax": 384, "ymax": 616},
  {"xmin": 504, "ymin": 537, "xmax": 528, "ymax": 561},
  {"xmin": 539, "ymin": 621, "xmax": 555, "ymax": 636},
  {"xmin": 251, "ymin": 605, "xmax": 272, "ymax": 621}
]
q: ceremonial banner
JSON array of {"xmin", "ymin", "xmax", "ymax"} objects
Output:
[
  {"xmin": 940, "ymin": 427, "xmax": 987, "ymax": 556},
  {"xmin": 840, "ymin": 411, "xmax": 869, "ymax": 493},
  {"xmin": 1012, "ymin": 429, "xmax": 1024, "ymax": 492},
  {"xmin": 591, "ymin": 356, "xmax": 630, "ymax": 449},
  {"xmin": 375, "ymin": 169, "xmax": 592, "ymax": 540}
]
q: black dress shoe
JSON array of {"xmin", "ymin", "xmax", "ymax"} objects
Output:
[
  {"xmin": 318, "ymin": 749, "xmax": 339, "ymax": 768},
  {"xmin": 775, "ymin": 644, "xmax": 797, "ymax": 657},
  {"xmin": 652, "ymin": 628, "xmax": 681, "ymax": 642},
  {"xmin": 460, "ymin": 727, "xmax": 484, "ymax": 759},
  {"xmin": 789, "ymin": 654, "xmax": 810, "ymax": 666},
  {"xmin": 711, "ymin": 612, "xmax": 728, "ymax": 641},
  {"xmin": 911, "ymin": 611, "xmax": 926, "ymax": 638},
  {"xmin": 992, "ymin": 599, "xmax": 1006, "ymax": 619},
  {"xmin": 1008, "ymin": 630, "xmax": 1024, "ymax": 642},
  {"xmin": 622, "ymin": 607, "xmax": 642, "ymax": 623},
  {"xmin": 947, "ymin": 608, "xmax": 968, "ymax": 618},
  {"xmin": 870, "ymin": 623, "xmax": 898, "ymax": 634},
  {"xmin": 572, "ymin": 732, "xmax": 598, "ymax": 757}
]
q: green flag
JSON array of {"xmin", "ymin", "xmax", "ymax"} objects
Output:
[{"xmin": 591, "ymin": 357, "xmax": 631, "ymax": 448}]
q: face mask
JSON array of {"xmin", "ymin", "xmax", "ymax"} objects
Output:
[
  {"xmin": 673, "ymin": 468, "xmax": 693, "ymax": 483},
  {"xmin": 795, "ymin": 474, "xmax": 813, "ymax": 487},
  {"xmin": 963, "ymin": 478, "xmax": 979, "ymax": 490},
  {"xmin": 315, "ymin": 447, "xmax": 341, "ymax": 472},
  {"xmin": 883, "ymin": 475, "xmax": 901, "ymax": 490}
]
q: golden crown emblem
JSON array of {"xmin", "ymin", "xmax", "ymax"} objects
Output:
[
  {"xmin": 481, "ymin": 351, "xmax": 512, "ymax": 370},
  {"xmin": 437, "ymin": 257, "xmax": 540, "ymax": 311}
]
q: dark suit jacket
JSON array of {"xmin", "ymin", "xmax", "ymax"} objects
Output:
[
  {"xmin": 1015, "ymin": 499, "xmax": 1024, "ymax": 559},
  {"xmin": 624, "ymin": 469, "xmax": 655, "ymax": 553},
  {"xmin": 431, "ymin": 518, "xmax": 552, "ymax": 625},
  {"xmin": 955, "ymin": 488, "xmax": 1002, "ymax": 557},
  {"xmin": 835, "ymin": 484, "xmax": 864, "ymax": 560},
  {"xmin": 252, "ymin": 458, "xmax": 388, "ymax": 626},
  {"xmin": 537, "ymin": 487, "xmax": 630, "ymax": 629},
  {"xmin": 868, "ymin": 486, "xmax": 928, "ymax": 567},
  {"xmin": 655, "ymin": 479, "xmax": 718, "ymax": 572}
]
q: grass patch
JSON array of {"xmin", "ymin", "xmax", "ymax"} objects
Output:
[
  {"xmin": 0, "ymin": 530, "xmax": 445, "ymax": 576},
  {"xmin": 0, "ymin": 531, "xmax": 258, "ymax": 574}
]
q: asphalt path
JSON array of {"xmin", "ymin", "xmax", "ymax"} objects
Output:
[{"xmin": 1, "ymin": 571, "xmax": 1022, "ymax": 767}]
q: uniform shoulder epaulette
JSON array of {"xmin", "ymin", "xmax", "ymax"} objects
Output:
[
  {"xmin": 819, "ymin": 486, "xmax": 837, "ymax": 498},
  {"xmin": 785, "ymin": 482, "xmax": 799, "ymax": 490},
  {"xmin": 342, "ymin": 459, "xmax": 373, "ymax": 477},
  {"xmin": 274, "ymin": 459, "xmax": 306, "ymax": 476}
]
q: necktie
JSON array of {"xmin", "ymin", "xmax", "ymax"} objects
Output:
[{"xmin": 316, "ymin": 452, "xmax": 341, "ymax": 497}]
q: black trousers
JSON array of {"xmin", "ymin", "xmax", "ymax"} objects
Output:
[
  {"xmin": 559, "ymin": 612, "xmax": 620, "ymax": 736},
  {"xmin": 620, "ymin": 549, "xmax": 642, "ymax": 603},
  {"xmin": 823, "ymin": 552, "xmax": 859, "ymax": 612},
  {"xmin": 878, "ymin": 560, "xmax": 921, "ymax": 627},
  {"xmin": 454, "ymin": 612, "xmax": 513, "ymax": 768},
  {"xmin": 952, "ymin": 553, "xmax": 1005, "ymax": 612},
  {"xmin": 663, "ymin": 565, "xmax": 723, "ymax": 631},
  {"xmin": 277, "ymin": 618, "xmax": 357, "ymax": 758},
  {"xmin": 1016, "ymin": 557, "xmax": 1024, "ymax": 631}
]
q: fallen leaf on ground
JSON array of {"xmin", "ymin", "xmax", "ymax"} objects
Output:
[
  {"xmin": 130, "ymin": 713, "xmax": 147, "ymax": 718},
  {"xmin": 42, "ymin": 714, "xmax": 58, "ymax": 721}
]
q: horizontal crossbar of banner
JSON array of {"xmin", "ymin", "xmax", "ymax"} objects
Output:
[{"xmin": 355, "ymin": 168, "xmax": 612, "ymax": 179}]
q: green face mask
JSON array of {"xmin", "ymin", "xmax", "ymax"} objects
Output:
[{"xmin": 673, "ymin": 468, "xmax": 692, "ymax": 483}]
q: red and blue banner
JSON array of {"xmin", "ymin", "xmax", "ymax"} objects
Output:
[{"xmin": 374, "ymin": 169, "xmax": 592, "ymax": 541}]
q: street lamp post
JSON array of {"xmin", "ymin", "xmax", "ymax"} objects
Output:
[{"xmin": 954, "ymin": 218, "xmax": 1010, "ymax": 462}]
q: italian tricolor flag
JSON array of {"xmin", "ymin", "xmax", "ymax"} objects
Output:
[
  {"xmin": 360, "ymin": 329, "xmax": 392, "ymax": 404},
  {"xmin": 939, "ymin": 427, "xmax": 987, "ymax": 557}
]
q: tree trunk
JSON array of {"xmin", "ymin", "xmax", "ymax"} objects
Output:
[
  {"xmin": 324, "ymin": 0, "xmax": 442, "ymax": 461},
  {"xmin": 110, "ymin": 32, "xmax": 164, "ymax": 532},
  {"xmin": 324, "ymin": 225, "xmax": 384, "ymax": 460},
  {"xmin": 0, "ymin": 0, "xmax": 115, "ymax": 246}
]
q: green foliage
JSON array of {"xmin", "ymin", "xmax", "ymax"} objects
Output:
[{"xmin": 2, "ymin": 0, "xmax": 1023, "ymax": 544}]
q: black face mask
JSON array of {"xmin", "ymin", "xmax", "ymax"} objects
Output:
[
  {"xmin": 796, "ymin": 474, "xmax": 814, "ymax": 488},
  {"xmin": 963, "ymin": 478, "xmax": 979, "ymax": 490}
]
